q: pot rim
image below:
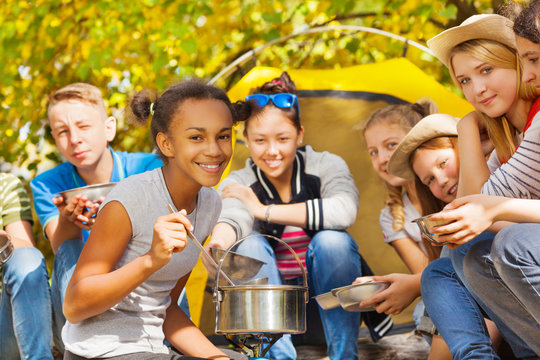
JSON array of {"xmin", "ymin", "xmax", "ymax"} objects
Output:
[{"xmin": 219, "ymin": 284, "xmax": 307, "ymax": 290}]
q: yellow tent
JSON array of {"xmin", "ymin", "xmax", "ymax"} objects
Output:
[{"xmin": 186, "ymin": 57, "xmax": 473, "ymax": 331}]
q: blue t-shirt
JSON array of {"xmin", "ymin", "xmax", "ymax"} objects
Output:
[{"xmin": 30, "ymin": 147, "xmax": 163, "ymax": 241}]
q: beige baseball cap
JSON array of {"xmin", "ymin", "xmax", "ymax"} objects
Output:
[
  {"xmin": 427, "ymin": 14, "xmax": 516, "ymax": 67},
  {"xmin": 387, "ymin": 114, "xmax": 459, "ymax": 180}
]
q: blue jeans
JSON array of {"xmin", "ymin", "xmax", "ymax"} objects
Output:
[
  {"xmin": 451, "ymin": 233, "xmax": 538, "ymax": 359},
  {"xmin": 421, "ymin": 234, "xmax": 501, "ymax": 360},
  {"xmin": 0, "ymin": 247, "xmax": 53, "ymax": 359},
  {"xmin": 234, "ymin": 230, "xmax": 364, "ymax": 360},
  {"xmin": 464, "ymin": 224, "xmax": 540, "ymax": 357},
  {"xmin": 51, "ymin": 238, "xmax": 84, "ymax": 354}
]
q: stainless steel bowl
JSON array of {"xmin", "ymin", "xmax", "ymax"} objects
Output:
[
  {"xmin": 58, "ymin": 183, "xmax": 117, "ymax": 204},
  {"xmin": 0, "ymin": 233, "xmax": 14, "ymax": 265},
  {"xmin": 210, "ymin": 247, "xmax": 266, "ymax": 282},
  {"xmin": 332, "ymin": 281, "xmax": 390, "ymax": 312},
  {"xmin": 412, "ymin": 215, "xmax": 452, "ymax": 245},
  {"xmin": 314, "ymin": 291, "xmax": 341, "ymax": 310}
]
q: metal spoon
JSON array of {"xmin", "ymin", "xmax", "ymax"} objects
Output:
[{"xmin": 167, "ymin": 204, "xmax": 235, "ymax": 286}]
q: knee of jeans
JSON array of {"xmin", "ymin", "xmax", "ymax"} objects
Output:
[
  {"xmin": 236, "ymin": 233, "xmax": 270, "ymax": 249},
  {"xmin": 420, "ymin": 257, "xmax": 453, "ymax": 295},
  {"xmin": 56, "ymin": 238, "xmax": 84, "ymax": 257},
  {"xmin": 309, "ymin": 230, "xmax": 357, "ymax": 254},
  {"xmin": 463, "ymin": 240, "xmax": 489, "ymax": 286},
  {"xmin": 4, "ymin": 247, "xmax": 47, "ymax": 280},
  {"xmin": 234, "ymin": 233, "xmax": 274, "ymax": 258},
  {"xmin": 54, "ymin": 239, "xmax": 84, "ymax": 269},
  {"xmin": 491, "ymin": 224, "xmax": 529, "ymax": 268}
]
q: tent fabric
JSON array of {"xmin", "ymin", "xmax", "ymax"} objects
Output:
[{"xmin": 186, "ymin": 58, "xmax": 473, "ymax": 329}]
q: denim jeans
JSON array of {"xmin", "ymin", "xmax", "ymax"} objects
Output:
[
  {"xmin": 51, "ymin": 238, "xmax": 84, "ymax": 354},
  {"xmin": 421, "ymin": 234, "xmax": 503, "ymax": 360},
  {"xmin": 234, "ymin": 230, "xmax": 364, "ymax": 360},
  {"xmin": 451, "ymin": 233, "xmax": 538, "ymax": 359},
  {"xmin": 464, "ymin": 224, "xmax": 540, "ymax": 357},
  {"xmin": 0, "ymin": 247, "xmax": 54, "ymax": 360}
]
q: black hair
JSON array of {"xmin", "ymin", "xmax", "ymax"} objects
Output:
[
  {"xmin": 234, "ymin": 72, "xmax": 302, "ymax": 133},
  {"xmin": 514, "ymin": 0, "xmax": 540, "ymax": 44},
  {"xmin": 128, "ymin": 81, "xmax": 237, "ymax": 160}
]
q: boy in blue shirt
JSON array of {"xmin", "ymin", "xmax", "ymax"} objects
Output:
[{"xmin": 31, "ymin": 83, "xmax": 163, "ymax": 353}]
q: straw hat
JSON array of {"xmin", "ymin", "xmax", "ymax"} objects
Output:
[
  {"xmin": 427, "ymin": 14, "xmax": 516, "ymax": 67},
  {"xmin": 387, "ymin": 114, "xmax": 459, "ymax": 180}
]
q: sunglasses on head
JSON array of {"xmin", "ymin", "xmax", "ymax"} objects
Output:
[{"xmin": 245, "ymin": 93, "xmax": 300, "ymax": 114}]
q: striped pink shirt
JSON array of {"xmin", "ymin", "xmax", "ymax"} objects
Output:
[{"xmin": 275, "ymin": 225, "xmax": 310, "ymax": 279}]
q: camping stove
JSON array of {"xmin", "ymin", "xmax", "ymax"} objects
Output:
[
  {"xmin": 213, "ymin": 235, "xmax": 309, "ymax": 360},
  {"xmin": 225, "ymin": 333, "xmax": 282, "ymax": 359}
]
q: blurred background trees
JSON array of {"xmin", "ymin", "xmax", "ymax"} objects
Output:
[
  {"xmin": 0, "ymin": 0, "xmax": 500, "ymax": 262},
  {"xmin": 1, "ymin": 0, "xmax": 501, "ymax": 175}
]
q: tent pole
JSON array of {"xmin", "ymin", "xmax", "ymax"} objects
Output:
[{"xmin": 208, "ymin": 25, "xmax": 434, "ymax": 86}]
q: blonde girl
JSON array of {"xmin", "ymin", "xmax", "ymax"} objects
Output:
[
  {"xmin": 421, "ymin": 13, "xmax": 540, "ymax": 359},
  {"xmin": 361, "ymin": 101, "xmax": 454, "ymax": 360},
  {"xmin": 427, "ymin": 8, "xmax": 540, "ymax": 354}
]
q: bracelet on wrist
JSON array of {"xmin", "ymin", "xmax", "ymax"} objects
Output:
[{"xmin": 265, "ymin": 204, "xmax": 274, "ymax": 223}]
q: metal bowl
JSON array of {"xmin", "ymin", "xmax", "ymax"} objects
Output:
[
  {"xmin": 0, "ymin": 233, "xmax": 14, "ymax": 265},
  {"xmin": 412, "ymin": 215, "xmax": 453, "ymax": 245},
  {"xmin": 314, "ymin": 291, "xmax": 341, "ymax": 310},
  {"xmin": 332, "ymin": 281, "xmax": 390, "ymax": 312},
  {"xmin": 58, "ymin": 183, "xmax": 117, "ymax": 204},
  {"xmin": 210, "ymin": 247, "xmax": 266, "ymax": 282}
]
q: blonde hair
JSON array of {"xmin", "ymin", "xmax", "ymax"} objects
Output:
[
  {"xmin": 410, "ymin": 136, "xmax": 458, "ymax": 261},
  {"xmin": 363, "ymin": 98, "xmax": 439, "ymax": 231},
  {"xmin": 48, "ymin": 83, "xmax": 107, "ymax": 117},
  {"xmin": 449, "ymin": 39, "xmax": 537, "ymax": 163}
]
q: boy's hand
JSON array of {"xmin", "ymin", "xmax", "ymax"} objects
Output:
[{"xmin": 53, "ymin": 194, "xmax": 102, "ymax": 231}]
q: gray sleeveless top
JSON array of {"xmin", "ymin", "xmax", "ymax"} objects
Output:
[{"xmin": 62, "ymin": 168, "xmax": 221, "ymax": 357}]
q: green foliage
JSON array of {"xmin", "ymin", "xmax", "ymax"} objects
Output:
[{"xmin": 0, "ymin": 0, "xmax": 495, "ymax": 258}]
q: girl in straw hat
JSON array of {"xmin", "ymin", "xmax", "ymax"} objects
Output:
[
  {"xmin": 361, "ymin": 100, "xmax": 453, "ymax": 359},
  {"xmin": 426, "ymin": 4, "xmax": 540, "ymax": 355},
  {"xmin": 387, "ymin": 113, "xmax": 509, "ymax": 360},
  {"xmin": 423, "ymin": 12, "xmax": 540, "ymax": 358}
]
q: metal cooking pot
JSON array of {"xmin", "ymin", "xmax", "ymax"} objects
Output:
[
  {"xmin": 0, "ymin": 233, "xmax": 14, "ymax": 265},
  {"xmin": 214, "ymin": 235, "xmax": 308, "ymax": 334}
]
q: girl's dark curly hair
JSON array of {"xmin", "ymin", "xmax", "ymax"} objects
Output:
[{"xmin": 234, "ymin": 72, "xmax": 301, "ymax": 133}]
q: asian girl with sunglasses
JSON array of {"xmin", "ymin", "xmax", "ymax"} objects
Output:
[{"xmin": 207, "ymin": 72, "xmax": 392, "ymax": 360}]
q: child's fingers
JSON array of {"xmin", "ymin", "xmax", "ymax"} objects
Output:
[
  {"xmin": 359, "ymin": 292, "xmax": 385, "ymax": 307},
  {"xmin": 74, "ymin": 219, "xmax": 92, "ymax": 231},
  {"xmin": 170, "ymin": 238, "xmax": 187, "ymax": 253},
  {"xmin": 165, "ymin": 209, "xmax": 193, "ymax": 232},
  {"xmin": 52, "ymin": 196, "xmax": 65, "ymax": 206}
]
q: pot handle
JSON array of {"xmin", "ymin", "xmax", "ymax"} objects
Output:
[{"xmin": 215, "ymin": 234, "xmax": 309, "ymax": 302}]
